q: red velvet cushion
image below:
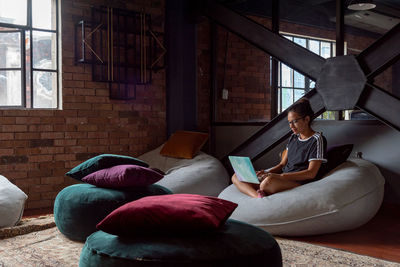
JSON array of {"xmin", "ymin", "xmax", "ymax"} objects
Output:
[
  {"xmin": 81, "ymin": 165, "xmax": 163, "ymax": 188},
  {"xmin": 96, "ymin": 194, "xmax": 238, "ymax": 236}
]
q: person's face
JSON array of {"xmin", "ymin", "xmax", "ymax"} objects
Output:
[{"xmin": 287, "ymin": 111, "xmax": 309, "ymax": 134}]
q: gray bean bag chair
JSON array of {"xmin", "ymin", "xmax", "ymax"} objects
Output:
[
  {"xmin": 218, "ymin": 158, "xmax": 385, "ymax": 236},
  {"xmin": 139, "ymin": 145, "xmax": 230, "ymax": 197},
  {"xmin": 0, "ymin": 175, "xmax": 28, "ymax": 228}
]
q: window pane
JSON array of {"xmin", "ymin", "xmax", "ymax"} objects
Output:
[
  {"xmin": 33, "ymin": 71, "xmax": 57, "ymax": 108},
  {"xmin": 309, "ymin": 40, "xmax": 320, "ymax": 55},
  {"xmin": 278, "ymin": 63, "xmax": 280, "ymax": 85},
  {"xmin": 0, "ymin": 70, "xmax": 22, "ymax": 106},
  {"xmin": 0, "ymin": 0, "xmax": 27, "ymax": 26},
  {"xmin": 321, "ymin": 42, "xmax": 331, "ymax": 58},
  {"xmin": 33, "ymin": 31, "xmax": 57, "ymax": 70},
  {"xmin": 293, "ymin": 37, "xmax": 306, "ymax": 48},
  {"xmin": 322, "ymin": 111, "xmax": 336, "ymax": 120},
  {"xmin": 294, "ymin": 89, "xmax": 305, "ymax": 102},
  {"xmin": 293, "ymin": 71, "xmax": 304, "ymax": 88},
  {"xmin": 310, "ymin": 80, "xmax": 316, "ymax": 89},
  {"xmin": 332, "ymin": 43, "xmax": 336, "ymax": 57},
  {"xmin": 281, "ymin": 64, "xmax": 292, "ymax": 87},
  {"xmin": 32, "ymin": 0, "xmax": 56, "ymax": 30},
  {"xmin": 278, "ymin": 88, "xmax": 281, "ymax": 113},
  {"xmin": 284, "ymin": 35, "xmax": 293, "ymax": 41},
  {"xmin": 0, "ymin": 30, "xmax": 21, "ymax": 68},
  {"xmin": 282, "ymin": 88, "xmax": 293, "ymax": 111}
]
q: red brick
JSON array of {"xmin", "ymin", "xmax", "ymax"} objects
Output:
[
  {"xmin": 40, "ymin": 117, "xmax": 65, "ymax": 124},
  {"xmin": 73, "ymin": 73, "xmax": 91, "ymax": 81},
  {"xmin": 0, "ymin": 148, "xmax": 14, "ymax": 156},
  {"xmin": 77, "ymin": 124, "xmax": 98, "ymax": 131},
  {"xmin": 28, "ymin": 169, "xmax": 52, "ymax": 178},
  {"xmin": 73, "ymin": 88, "xmax": 96, "ymax": 96},
  {"xmin": 29, "ymin": 155, "xmax": 53, "ymax": 162},
  {"xmin": 40, "ymin": 132, "xmax": 65, "ymax": 139},
  {"xmin": 2, "ymin": 125, "xmax": 28, "ymax": 132},
  {"xmin": 28, "ymin": 125, "xmax": 53, "ymax": 132},
  {"xmin": 54, "ymin": 153, "xmax": 76, "ymax": 161},
  {"xmin": 27, "ymin": 110, "xmax": 55, "ymax": 117},
  {"xmin": 26, "ymin": 200, "xmax": 53, "ymax": 209},
  {"xmin": 63, "ymin": 102, "xmax": 92, "ymax": 110},
  {"xmin": 53, "ymin": 124, "xmax": 77, "ymax": 131},
  {"xmin": 54, "ymin": 139, "xmax": 77, "ymax": 146},
  {"xmin": 15, "ymin": 178, "xmax": 41, "ymax": 187},
  {"xmin": 0, "ymin": 117, "xmax": 16, "ymax": 124},
  {"xmin": 66, "ymin": 117, "xmax": 88, "ymax": 124},
  {"xmin": 95, "ymin": 104, "xmax": 113, "ymax": 110},
  {"xmin": 39, "ymin": 147, "xmax": 65, "ymax": 154},
  {"xmin": 65, "ymin": 132, "xmax": 87, "ymax": 139},
  {"xmin": 41, "ymin": 191, "xmax": 59, "ymax": 200},
  {"xmin": 41, "ymin": 176, "xmax": 65, "ymax": 185},
  {"xmin": 88, "ymin": 132, "xmax": 108, "ymax": 138},
  {"xmin": 77, "ymin": 139, "xmax": 99, "ymax": 146},
  {"xmin": 65, "ymin": 146, "xmax": 87, "ymax": 153},
  {"xmin": 27, "ymin": 193, "xmax": 41, "ymax": 201},
  {"xmin": 63, "ymin": 80, "xmax": 85, "ymax": 88},
  {"xmin": 87, "ymin": 146, "xmax": 109, "ymax": 153}
]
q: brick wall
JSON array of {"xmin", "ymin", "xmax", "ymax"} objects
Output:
[
  {"xmin": 197, "ymin": 16, "xmax": 393, "ymax": 129},
  {"xmin": 197, "ymin": 18, "xmax": 272, "ymax": 130},
  {"xmin": 0, "ymin": 0, "xmax": 166, "ymax": 212}
]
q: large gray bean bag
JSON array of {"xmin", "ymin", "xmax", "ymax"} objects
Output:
[
  {"xmin": 218, "ymin": 158, "xmax": 385, "ymax": 236},
  {"xmin": 0, "ymin": 175, "xmax": 28, "ymax": 228},
  {"xmin": 139, "ymin": 145, "xmax": 229, "ymax": 197}
]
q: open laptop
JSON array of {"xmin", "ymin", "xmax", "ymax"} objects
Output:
[{"xmin": 228, "ymin": 156, "xmax": 260, "ymax": 184}]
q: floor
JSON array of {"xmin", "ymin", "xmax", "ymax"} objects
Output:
[
  {"xmin": 23, "ymin": 203, "xmax": 400, "ymax": 263},
  {"xmin": 288, "ymin": 202, "xmax": 400, "ymax": 263}
]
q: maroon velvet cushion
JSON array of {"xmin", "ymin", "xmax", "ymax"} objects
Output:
[
  {"xmin": 81, "ymin": 165, "xmax": 164, "ymax": 188},
  {"xmin": 96, "ymin": 194, "xmax": 238, "ymax": 236}
]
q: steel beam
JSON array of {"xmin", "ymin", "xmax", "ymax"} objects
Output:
[
  {"xmin": 357, "ymin": 23, "xmax": 400, "ymax": 79},
  {"xmin": 202, "ymin": 0, "xmax": 325, "ymax": 80},
  {"xmin": 356, "ymin": 83, "xmax": 400, "ymax": 132}
]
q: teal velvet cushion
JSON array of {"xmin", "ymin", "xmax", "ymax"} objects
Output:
[
  {"xmin": 79, "ymin": 219, "xmax": 282, "ymax": 267},
  {"xmin": 54, "ymin": 183, "xmax": 171, "ymax": 241},
  {"xmin": 66, "ymin": 154, "xmax": 149, "ymax": 181}
]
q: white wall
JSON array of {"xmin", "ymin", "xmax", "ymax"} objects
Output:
[{"xmin": 215, "ymin": 120, "xmax": 400, "ymax": 204}]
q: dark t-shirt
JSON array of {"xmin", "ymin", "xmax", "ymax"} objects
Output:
[{"xmin": 282, "ymin": 132, "xmax": 327, "ymax": 174}]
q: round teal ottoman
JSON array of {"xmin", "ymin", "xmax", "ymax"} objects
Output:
[
  {"xmin": 54, "ymin": 183, "xmax": 171, "ymax": 241},
  {"xmin": 79, "ymin": 219, "xmax": 282, "ymax": 267}
]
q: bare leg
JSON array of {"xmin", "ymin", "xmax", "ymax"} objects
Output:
[
  {"xmin": 260, "ymin": 177, "xmax": 301, "ymax": 195},
  {"xmin": 231, "ymin": 174, "xmax": 259, "ymax": 198}
]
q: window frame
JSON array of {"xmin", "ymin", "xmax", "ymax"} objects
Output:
[
  {"xmin": 0, "ymin": 0, "xmax": 60, "ymax": 109},
  {"xmin": 277, "ymin": 33, "xmax": 338, "ymax": 115}
]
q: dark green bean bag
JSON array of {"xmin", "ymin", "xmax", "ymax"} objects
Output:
[
  {"xmin": 54, "ymin": 183, "xmax": 171, "ymax": 241},
  {"xmin": 79, "ymin": 219, "xmax": 282, "ymax": 267}
]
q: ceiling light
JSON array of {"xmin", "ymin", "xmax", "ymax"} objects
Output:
[{"xmin": 348, "ymin": 0, "xmax": 376, "ymax": 11}]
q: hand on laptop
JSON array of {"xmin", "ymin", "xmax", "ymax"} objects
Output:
[{"xmin": 257, "ymin": 170, "xmax": 269, "ymax": 182}]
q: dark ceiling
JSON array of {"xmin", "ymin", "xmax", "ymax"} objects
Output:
[{"xmin": 220, "ymin": 0, "xmax": 400, "ymax": 37}]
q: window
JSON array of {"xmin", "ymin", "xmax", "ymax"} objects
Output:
[
  {"xmin": 277, "ymin": 34, "xmax": 338, "ymax": 119},
  {"xmin": 0, "ymin": 0, "xmax": 59, "ymax": 109}
]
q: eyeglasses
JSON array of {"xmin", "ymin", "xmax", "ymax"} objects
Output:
[{"xmin": 288, "ymin": 117, "xmax": 304, "ymax": 125}]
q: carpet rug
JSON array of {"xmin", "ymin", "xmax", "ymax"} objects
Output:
[
  {"xmin": 0, "ymin": 216, "xmax": 399, "ymax": 267},
  {"xmin": 0, "ymin": 215, "xmax": 55, "ymax": 239}
]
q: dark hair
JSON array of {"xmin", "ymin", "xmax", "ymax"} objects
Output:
[{"xmin": 288, "ymin": 98, "xmax": 314, "ymax": 125}]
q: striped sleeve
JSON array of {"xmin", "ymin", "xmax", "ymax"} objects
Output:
[{"xmin": 309, "ymin": 133, "xmax": 327, "ymax": 162}]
